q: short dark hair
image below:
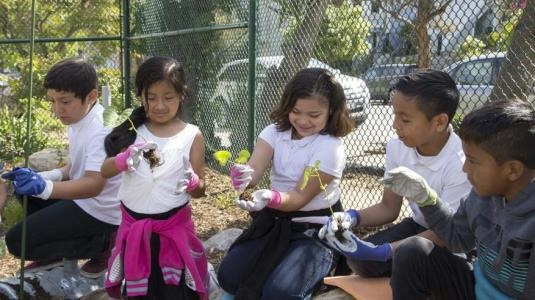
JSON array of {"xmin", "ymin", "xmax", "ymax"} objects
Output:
[
  {"xmin": 270, "ymin": 68, "xmax": 354, "ymax": 137},
  {"xmin": 105, "ymin": 56, "xmax": 188, "ymax": 157},
  {"xmin": 459, "ymin": 99, "xmax": 535, "ymax": 168},
  {"xmin": 44, "ymin": 57, "xmax": 98, "ymax": 102},
  {"xmin": 391, "ymin": 69, "xmax": 459, "ymax": 122}
]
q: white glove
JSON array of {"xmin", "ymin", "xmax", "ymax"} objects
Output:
[
  {"xmin": 318, "ymin": 209, "xmax": 360, "ymax": 240},
  {"xmin": 235, "ymin": 189, "xmax": 282, "ymax": 212},
  {"xmin": 128, "ymin": 142, "xmax": 158, "ymax": 171},
  {"xmin": 381, "ymin": 166, "xmax": 437, "ymax": 206},
  {"xmin": 230, "ymin": 164, "xmax": 254, "ymax": 191},
  {"xmin": 38, "ymin": 169, "xmax": 63, "ymax": 182}
]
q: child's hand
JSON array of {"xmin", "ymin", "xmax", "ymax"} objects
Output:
[
  {"xmin": 114, "ymin": 141, "xmax": 158, "ymax": 172},
  {"xmin": 235, "ymin": 189, "xmax": 282, "ymax": 211},
  {"xmin": 318, "ymin": 209, "xmax": 361, "ymax": 239},
  {"xmin": 381, "ymin": 166, "xmax": 438, "ymax": 207},
  {"xmin": 230, "ymin": 164, "xmax": 254, "ymax": 191},
  {"xmin": 1, "ymin": 167, "xmax": 53, "ymax": 200},
  {"xmin": 175, "ymin": 158, "xmax": 200, "ymax": 194},
  {"xmin": 323, "ymin": 230, "xmax": 392, "ymax": 262}
]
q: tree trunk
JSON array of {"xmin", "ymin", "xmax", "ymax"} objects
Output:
[
  {"xmin": 490, "ymin": 1, "xmax": 535, "ymax": 101},
  {"xmin": 416, "ymin": 0, "xmax": 431, "ymax": 68}
]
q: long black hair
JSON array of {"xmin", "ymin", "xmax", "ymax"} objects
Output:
[{"xmin": 104, "ymin": 56, "xmax": 187, "ymax": 156}]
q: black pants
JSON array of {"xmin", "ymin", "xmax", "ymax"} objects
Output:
[
  {"xmin": 5, "ymin": 197, "xmax": 116, "ymax": 260},
  {"xmin": 348, "ymin": 217, "xmax": 427, "ymax": 277},
  {"xmin": 390, "ymin": 236, "xmax": 475, "ymax": 300},
  {"xmin": 124, "ymin": 204, "xmax": 199, "ymax": 300}
]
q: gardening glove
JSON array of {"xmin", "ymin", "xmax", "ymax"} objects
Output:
[
  {"xmin": 235, "ymin": 189, "xmax": 282, "ymax": 212},
  {"xmin": 1, "ymin": 167, "xmax": 53, "ymax": 200},
  {"xmin": 381, "ymin": 166, "xmax": 438, "ymax": 207},
  {"xmin": 38, "ymin": 168, "xmax": 63, "ymax": 182},
  {"xmin": 114, "ymin": 141, "xmax": 158, "ymax": 172},
  {"xmin": 230, "ymin": 164, "xmax": 254, "ymax": 191},
  {"xmin": 175, "ymin": 158, "xmax": 200, "ymax": 194},
  {"xmin": 324, "ymin": 230, "xmax": 392, "ymax": 262},
  {"xmin": 318, "ymin": 209, "xmax": 361, "ymax": 240}
]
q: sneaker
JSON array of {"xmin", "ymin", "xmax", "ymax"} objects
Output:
[
  {"xmin": 80, "ymin": 253, "xmax": 109, "ymax": 279},
  {"xmin": 18, "ymin": 259, "xmax": 64, "ymax": 274}
]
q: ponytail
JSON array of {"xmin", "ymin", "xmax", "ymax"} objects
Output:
[{"xmin": 104, "ymin": 106, "xmax": 147, "ymax": 157}]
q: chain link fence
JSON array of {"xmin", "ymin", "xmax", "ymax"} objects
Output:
[{"xmin": 1, "ymin": 0, "xmax": 534, "ymax": 223}]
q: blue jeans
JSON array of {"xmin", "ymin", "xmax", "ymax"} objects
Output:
[{"xmin": 218, "ymin": 237, "xmax": 337, "ymax": 300}]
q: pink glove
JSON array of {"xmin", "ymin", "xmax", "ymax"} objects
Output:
[
  {"xmin": 175, "ymin": 157, "xmax": 200, "ymax": 194},
  {"xmin": 235, "ymin": 189, "xmax": 282, "ymax": 211},
  {"xmin": 230, "ymin": 164, "xmax": 254, "ymax": 191},
  {"xmin": 115, "ymin": 142, "xmax": 157, "ymax": 172}
]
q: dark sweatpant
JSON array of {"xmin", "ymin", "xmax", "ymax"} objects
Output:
[
  {"xmin": 390, "ymin": 236, "xmax": 475, "ymax": 300},
  {"xmin": 5, "ymin": 197, "xmax": 116, "ymax": 260},
  {"xmin": 348, "ymin": 217, "xmax": 427, "ymax": 277}
]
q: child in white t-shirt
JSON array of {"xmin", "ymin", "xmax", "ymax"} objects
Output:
[
  {"xmin": 318, "ymin": 69, "xmax": 472, "ymax": 279},
  {"xmin": 100, "ymin": 56, "xmax": 208, "ymax": 299},
  {"xmin": 1, "ymin": 58, "xmax": 122, "ymax": 278},
  {"xmin": 217, "ymin": 68, "xmax": 355, "ymax": 299}
]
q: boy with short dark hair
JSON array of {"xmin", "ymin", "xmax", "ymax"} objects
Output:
[
  {"xmin": 383, "ymin": 99, "xmax": 535, "ymax": 299},
  {"xmin": 319, "ymin": 69, "xmax": 472, "ymax": 276},
  {"xmin": 2, "ymin": 57, "xmax": 121, "ymax": 278}
]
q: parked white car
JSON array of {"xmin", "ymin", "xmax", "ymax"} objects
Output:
[{"xmin": 201, "ymin": 56, "xmax": 370, "ymax": 149}]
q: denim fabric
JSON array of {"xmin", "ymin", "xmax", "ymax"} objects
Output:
[{"xmin": 218, "ymin": 237, "xmax": 337, "ymax": 300}]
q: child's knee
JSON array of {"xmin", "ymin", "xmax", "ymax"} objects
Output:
[
  {"xmin": 5, "ymin": 225, "xmax": 22, "ymax": 256},
  {"xmin": 393, "ymin": 236, "xmax": 434, "ymax": 269}
]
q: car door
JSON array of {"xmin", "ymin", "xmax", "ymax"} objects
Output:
[{"xmin": 449, "ymin": 59, "xmax": 496, "ymax": 114}]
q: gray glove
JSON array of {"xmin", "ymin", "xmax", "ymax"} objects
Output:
[{"xmin": 381, "ymin": 166, "xmax": 437, "ymax": 207}]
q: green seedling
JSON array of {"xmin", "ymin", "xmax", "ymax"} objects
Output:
[
  {"xmin": 126, "ymin": 117, "xmax": 162, "ymax": 169},
  {"xmin": 300, "ymin": 160, "xmax": 335, "ymax": 216},
  {"xmin": 213, "ymin": 149, "xmax": 252, "ymax": 201}
]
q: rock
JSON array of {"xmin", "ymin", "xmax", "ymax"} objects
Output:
[
  {"xmin": 28, "ymin": 149, "xmax": 70, "ymax": 171},
  {"xmin": 202, "ymin": 228, "xmax": 243, "ymax": 252}
]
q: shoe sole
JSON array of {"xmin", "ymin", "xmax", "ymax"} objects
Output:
[
  {"xmin": 79, "ymin": 268, "xmax": 107, "ymax": 279},
  {"xmin": 16, "ymin": 261, "xmax": 64, "ymax": 275}
]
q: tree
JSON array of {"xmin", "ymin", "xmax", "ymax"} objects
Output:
[
  {"xmin": 0, "ymin": 0, "xmax": 121, "ymax": 102},
  {"xmin": 376, "ymin": 0, "xmax": 453, "ymax": 68},
  {"xmin": 490, "ymin": 0, "xmax": 535, "ymax": 101}
]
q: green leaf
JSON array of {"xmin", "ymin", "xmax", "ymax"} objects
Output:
[
  {"xmin": 234, "ymin": 149, "xmax": 251, "ymax": 164},
  {"xmin": 213, "ymin": 150, "xmax": 232, "ymax": 166}
]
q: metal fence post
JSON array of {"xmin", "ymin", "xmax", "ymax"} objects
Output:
[
  {"xmin": 247, "ymin": 0, "xmax": 257, "ymax": 152},
  {"xmin": 122, "ymin": 0, "xmax": 131, "ymax": 108}
]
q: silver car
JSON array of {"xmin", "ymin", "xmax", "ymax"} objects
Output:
[{"xmin": 201, "ymin": 56, "xmax": 370, "ymax": 149}]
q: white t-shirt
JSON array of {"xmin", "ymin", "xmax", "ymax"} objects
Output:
[
  {"xmin": 384, "ymin": 126, "xmax": 471, "ymax": 228},
  {"xmin": 259, "ymin": 124, "xmax": 346, "ymax": 224},
  {"xmin": 118, "ymin": 123, "xmax": 199, "ymax": 214},
  {"xmin": 69, "ymin": 103, "xmax": 122, "ymax": 225}
]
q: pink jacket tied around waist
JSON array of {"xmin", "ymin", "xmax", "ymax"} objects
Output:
[{"xmin": 106, "ymin": 204, "xmax": 208, "ymax": 299}]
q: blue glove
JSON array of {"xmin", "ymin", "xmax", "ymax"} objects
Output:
[
  {"xmin": 318, "ymin": 209, "xmax": 361, "ymax": 239},
  {"xmin": 2, "ymin": 167, "xmax": 52, "ymax": 199},
  {"xmin": 324, "ymin": 230, "xmax": 392, "ymax": 262}
]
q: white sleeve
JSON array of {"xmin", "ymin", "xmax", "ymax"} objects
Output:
[
  {"xmin": 438, "ymin": 160, "xmax": 472, "ymax": 212},
  {"xmin": 384, "ymin": 138, "xmax": 399, "ymax": 178},
  {"xmin": 84, "ymin": 128, "xmax": 109, "ymax": 172},
  {"xmin": 257, "ymin": 124, "xmax": 278, "ymax": 148},
  {"xmin": 309, "ymin": 138, "xmax": 345, "ymax": 178}
]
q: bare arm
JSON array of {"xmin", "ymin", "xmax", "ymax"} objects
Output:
[
  {"xmin": 246, "ymin": 138, "xmax": 274, "ymax": 188},
  {"xmin": 390, "ymin": 229, "xmax": 445, "ymax": 253},
  {"xmin": 48, "ymin": 171, "xmax": 106, "ymax": 199},
  {"xmin": 101, "ymin": 156, "xmax": 121, "ymax": 178},
  {"xmin": 188, "ymin": 131, "xmax": 206, "ymax": 198},
  {"xmin": 277, "ymin": 169, "xmax": 335, "ymax": 212},
  {"xmin": 358, "ymin": 188, "xmax": 403, "ymax": 227},
  {"xmin": 59, "ymin": 163, "xmax": 71, "ymax": 180}
]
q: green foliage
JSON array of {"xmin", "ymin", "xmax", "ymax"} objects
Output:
[
  {"xmin": 213, "ymin": 150, "xmax": 251, "ymax": 167},
  {"xmin": 103, "ymin": 106, "xmax": 134, "ymax": 128},
  {"xmin": 451, "ymin": 113, "xmax": 464, "ymax": 134},
  {"xmin": 457, "ymin": 9, "xmax": 523, "ymax": 59},
  {"xmin": 456, "ymin": 35, "xmax": 487, "ymax": 59},
  {"xmin": 284, "ymin": 1, "xmax": 371, "ymax": 69},
  {"xmin": 0, "ymin": 100, "xmax": 66, "ymax": 163},
  {"xmin": 2, "ymin": 197, "xmax": 23, "ymax": 229}
]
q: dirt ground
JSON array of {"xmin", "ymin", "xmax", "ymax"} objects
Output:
[{"xmin": 0, "ymin": 167, "xmax": 382, "ymax": 278}]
